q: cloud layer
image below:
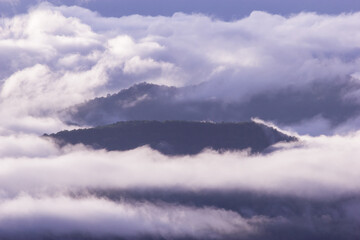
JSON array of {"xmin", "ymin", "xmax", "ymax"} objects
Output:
[
  {"xmin": 1, "ymin": 133, "xmax": 360, "ymax": 199},
  {"xmin": 0, "ymin": 195, "xmax": 263, "ymax": 239},
  {"xmin": 0, "ymin": 132, "xmax": 360, "ymax": 238},
  {"xmin": 1, "ymin": 2, "xmax": 360, "ymax": 239}
]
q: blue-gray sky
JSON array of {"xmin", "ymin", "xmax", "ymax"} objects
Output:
[
  {"xmin": 80, "ymin": 0, "xmax": 360, "ymax": 19},
  {"xmin": 2, "ymin": 0, "xmax": 360, "ymax": 19}
]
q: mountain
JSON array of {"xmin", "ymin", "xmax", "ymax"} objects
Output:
[
  {"xmin": 63, "ymin": 83, "xmax": 181, "ymax": 126},
  {"xmin": 46, "ymin": 121, "xmax": 297, "ymax": 155},
  {"xmin": 62, "ymin": 82, "xmax": 360, "ymax": 131}
]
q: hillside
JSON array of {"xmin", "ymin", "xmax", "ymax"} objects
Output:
[{"xmin": 46, "ymin": 121, "xmax": 297, "ymax": 155}]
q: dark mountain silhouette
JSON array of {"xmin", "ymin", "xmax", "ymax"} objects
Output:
[
  {"xmin": 46, "ymin": 121, "xmax": 296, "ymax": 155},
  {"xmin": 62, "ymin": 82, "xmax": 360, "ymax": 131}
]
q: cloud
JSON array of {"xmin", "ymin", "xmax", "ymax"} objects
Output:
[
  {"xmin": 0, "ymin": 134, "xmax": 59, "ymax": 158},
  {"xmin": 0, "ymin": 195, "xmax": 263, "ymax": 239},
  {"xmin": 0, "ymin": 132, "xmax": 359, "ymax": 199},
  {"xmin": 1, "ymin": 132, "xmax": 360, "ymax": 238},
  {"xmin": 0, "ymin": 4, "xmax": 360, "ymax": 134},
  {"xmin": 1, "ymin": 3, "xmax": 360, "ymax": 238}
]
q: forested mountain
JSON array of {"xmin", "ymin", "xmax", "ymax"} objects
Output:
[{"xmin": 47, "ymin": 121, "xmax": 296, "ymax": 155}]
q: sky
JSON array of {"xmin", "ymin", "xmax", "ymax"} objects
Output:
[
  {"xmin": 1, "ymin": 1, "xmax": 360, "ymax": 239},
  {"xmin": 2, "ymin": 0, "xmax": 360, "ymax": 19}
]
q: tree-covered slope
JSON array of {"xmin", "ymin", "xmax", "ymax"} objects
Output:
[{"xmin": 46, "ymin": 121, "xmax": 296, "ymax": 155}]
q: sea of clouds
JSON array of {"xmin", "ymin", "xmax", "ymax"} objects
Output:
[{"xmin": 1, "ymin": 2, "xmax": 360, "ymax": 239}]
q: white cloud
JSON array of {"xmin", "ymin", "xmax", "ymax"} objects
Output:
[
  {"xmin": 1, "ymin": 4, "xmax": 360, "ymax": 133},
  {"xmin": 0, "ymin": 134, "xmax": 59, "ymax": 158},
  {"xmin": 0, "ymin": 133, "xmax": 359, "ymax": 199}
]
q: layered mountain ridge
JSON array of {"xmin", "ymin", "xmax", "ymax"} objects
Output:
[{"xmin": 63, "ymin": 82, "xmax": 360, "ymax": 131}]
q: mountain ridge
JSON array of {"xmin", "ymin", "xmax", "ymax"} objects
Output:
[
  {"xmin": 62, "ymin": 82, "xmax": 360, "ymax": 132},
  {"xmin": 46, "ymin": 120, "xmax": 297, "ymax": 155}
]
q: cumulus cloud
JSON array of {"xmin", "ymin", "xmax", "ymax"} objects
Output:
[{"xmin": 1, "ymin": 3, "xmax": 360, "ymax": 133}]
